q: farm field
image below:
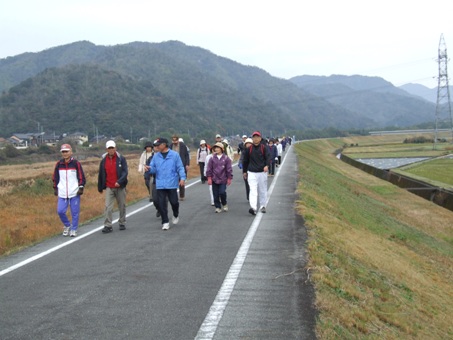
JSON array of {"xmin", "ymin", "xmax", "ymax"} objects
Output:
[
  {"xmin": 0, "ymin": 152, "xmax": 203, "ymax": 256},
  {"xmin": 341, "ymin": 133, "xmax": 453, "ymax": 187}
]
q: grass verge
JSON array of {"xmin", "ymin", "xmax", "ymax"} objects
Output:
[{"xmin": 295, "ymin": 139, "xmax": 453, "ymax": 339}]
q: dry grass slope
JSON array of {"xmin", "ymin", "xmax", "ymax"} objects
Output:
[{"xmin": 296, "ymin": 138, "xmax": 452, "ymax": 339}]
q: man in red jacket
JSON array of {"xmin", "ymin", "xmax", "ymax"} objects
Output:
[{"xmin": 98, "ymin": 140, "xmax": 129, "ymax": 233}]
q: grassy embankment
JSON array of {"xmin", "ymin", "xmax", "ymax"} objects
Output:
[
  {"xmin": 0, "ymin": 153, "xmax": 202, "ymax": 256},
  {"xmin": 296, "ymin": 136, "xmax": 452, "ymax": 339}
]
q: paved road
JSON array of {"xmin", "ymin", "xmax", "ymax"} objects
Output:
[{"xmin": 0, "ymin": 145, "xmax": 316, "ymax": 340}]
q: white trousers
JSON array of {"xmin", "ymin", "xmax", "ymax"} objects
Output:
[{"xmin": 247, "ymin": 171, "xmax": 268, "ymax": 211}]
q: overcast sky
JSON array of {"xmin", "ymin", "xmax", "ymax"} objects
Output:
[{"xmin": 1, "ymin": 0, "xmax": 452, "ymax": 88}]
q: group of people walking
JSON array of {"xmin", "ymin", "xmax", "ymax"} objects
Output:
[{"xmin": 52, "ymin": 132, "xmax": 289, "ymax": 235}]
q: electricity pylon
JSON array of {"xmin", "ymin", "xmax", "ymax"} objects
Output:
[{"xmin": 434, "ymin": 34, "xmax": 453, "ymax": 147}]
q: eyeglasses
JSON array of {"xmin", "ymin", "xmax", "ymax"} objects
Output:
[
  {"xmin": 107, "ymin": 147, "xmax": 115, "ymax": 149},
  {"xmin": 172, "ymin": 138, "xmax": 178, "ymax": 141},
  {"xmin": 61, "ymin": 151, "xmax": 69, "ymax": 153}
]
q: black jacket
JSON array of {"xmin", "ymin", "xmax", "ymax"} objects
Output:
[
  {"xmin": 98, "ymin": 152, "xmax": 128, "ymax": 192},
  {"xmin": 170, "ymin": 142, "xmax": 190, "ymax": 167},
  {"xmin": 242, "ymin": 143, "xmax": 271, "ymax": 173}
]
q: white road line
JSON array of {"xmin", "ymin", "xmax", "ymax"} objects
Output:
[
  {"xmin": 0, "ymin": 181, "xmax": 200, "ymax": 277},
  {"xmin": 195, "ymin": 147, "xmax": 289, "ymax": 340}
]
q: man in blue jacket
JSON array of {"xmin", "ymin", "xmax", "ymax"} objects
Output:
[{"xmin": 148, "ymin": 137, "xmax": 186, "ymax": 230}]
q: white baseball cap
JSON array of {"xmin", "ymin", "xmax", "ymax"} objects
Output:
[{"xmin": 106, "ymin": 140, "xmax": 116, "ymax": 148}]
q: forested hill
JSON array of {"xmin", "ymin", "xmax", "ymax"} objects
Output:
[{"xmin": 0, "ymin": 41, "xmax": 429, "ymax": 138}]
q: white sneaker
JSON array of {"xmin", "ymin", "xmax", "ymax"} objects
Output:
[
  {"xmin": 215, "ymin": 208, "xmax": 222, "ymax": 213},
  {"xmin": 172, "ymin": 216, "xmax": 179, "ymax": 225},
  {"xmin": 223, "ymin": 205, "xmax": 228, "ymax": 212},
  {"xmin": 162, "ymin": 223, "xmax": 170, "ymax": 230},
  {"xmin": 70, "ymin": 229, "xmax": 77, "ymax": 237},
  {"xmin": 62, "ymin": 227, "xmax": 70, "ymax": 237}
]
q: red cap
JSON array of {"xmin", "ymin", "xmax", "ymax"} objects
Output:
[
  {"xmin": 252, "ymin": 131, "xmax": 261, "ymax": 137},
  {"xmin": 60, "ymin": 144, "xmax": 72, "ymax": 151}
]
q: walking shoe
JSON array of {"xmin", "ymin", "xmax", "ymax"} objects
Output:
[
  {"xmin": 162, "ymin": 223, "xmax": 170, "ymax": 230},
  {"xmin": 102, "ymin": 226, "xmax": 113, "ymax": 233},
  {"xmin": 172, "ymin": 216, "xmax": 179, "ymax": 225},
  {"xmin": 69, "ymin": 229, "xmax": 77, "ymax": 237},
  {"xmin": 179, "ymin": 197, "xmax": 185, "ymax": 201},
  {"xmin": 261, "ymin": 207, "xmax": 267, "ymax": 213},
  {"xmin": 248, "ymin": 208, "xmax": 256, "ymax": 215},
  {"xmin": 215, "ymin": 208, "xmax": 222, "ymax": 213},
  {"xmin": 62, "ymin": 227, "xmax": 70, "ymax": 237},
  {"xmin": 119, "ymin": 224, "xmax": 126, "ymax": 230},
  {"xmin": 156, "ymin": 210, "xmax": 161, "ymax": 218},
  {"xmin": 211, "ymin": 202, "xmax": 215, "ymax": 206},
  {"xmin": 223, "ymin": 205, "xmax": 228, "ymax": 212}
]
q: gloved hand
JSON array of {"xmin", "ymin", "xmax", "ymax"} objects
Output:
[
  {"xmin": 207, "ymin": 178, "xmax": 212, "ymax": 185},
  {"xmin": 227, "ymin": 178, "xmax": 232, "ymax": 186},
  {"xmin": 238, "ymin": 163, "xmax": 242, "ymax": 169},
  {"xmin": 77, "ymin": 187, "xmax": 84, "ymax": 195},
  {"xmin": 54, "ymin": 188, "xmax": 58, "ymax": 196}
]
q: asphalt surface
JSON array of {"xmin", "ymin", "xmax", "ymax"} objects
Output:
[{"xmin": 0, "ymin": 145, "xmax": 316, "ymax": 340}]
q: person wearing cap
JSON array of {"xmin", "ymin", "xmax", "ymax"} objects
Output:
[
  {"xmin": 237, "ymin": 135, "xmax": 248, "ymax": 155},
  {"xmin": 206, "ymin": 142, "xmax": 233, "ymax": 213},
  {"xmin": 149, "ymin": 137, "xmax": 186, "ymax": 230},
  {"xmin": 215, "ymin": 134, "xmax": 233, "ymax": 160},
  {"xmin": 242, "ymin": 131, "xmax": 271, "ymax": 215},
  {"xmin": 196, "ymin": 139, "xmax": 210, "ymax": 184},
  {"xmin": 238, "ymin": 138, "xmax": 253, "ymax": 201},
  {"xmin": 52, "ymin": 143, "xmax": 86, "ymax": 237},
  {"xmin": 169, "ymin": 134, "xmax": 190, "ymax": 200},
  {"xmin": 98, "ymin": 140, "xmax": 129, "ymax": 233},
  {"xmin": 138, "ymin": 141, "xmax": 154, "ymax": 202}
]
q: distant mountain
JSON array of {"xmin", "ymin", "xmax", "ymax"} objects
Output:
[
  {"xmin": 398, "ymin": 83, "xmax": 445, "ymax": 103},
  {"xmin": 0, "ymin": 41, "xmax": 372, "ymax": 138},
  {"xmin": 0, "ymin": 41, "xmax": 439, "ymax": 139},
  {"xmin": 290, "ymin": 75, "xmax": 436, "ymax": 127}
]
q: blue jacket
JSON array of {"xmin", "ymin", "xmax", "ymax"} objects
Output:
[{"xmin": 149, "ymin": 150, "xmax": 186, "ymax": 189}]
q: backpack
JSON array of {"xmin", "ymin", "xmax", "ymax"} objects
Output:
[
  {"xmin": 249, "ymin": 144, "xmax": 265, "ymax": 156},
  {"xmin": 198, "ymin": 146, "xmax": 210, "ymax": 160}
]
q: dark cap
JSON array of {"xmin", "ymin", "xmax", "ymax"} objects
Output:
[
  {"xmin": 153, "ymin": 137, "xmax": 169, "ymax": 146},
  {"xmin": 144, "ymin": 141, "xmax": 153, "ymax": 149}
]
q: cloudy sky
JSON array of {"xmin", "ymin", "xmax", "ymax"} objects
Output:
[{"xmin": 1, "ymin": 0, "xmax": 452, "ymax": 88}]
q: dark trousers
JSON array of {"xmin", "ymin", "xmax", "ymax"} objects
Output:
[
  {"xmin": 199, "ymin": 162, "xmax": 206, "ymax": 183},
  {"xmin": 179, "ymin": 168, "xmax": 187, "ymax": 198},
  {"xmin": 212, "ymin": 182, "xmax": 227, "ymax": 209},
  {"xmin": 157, "ymin": 189, "xmax": 179, "ymax": 224},
  {"xmin": 243, "ymin": 178, "xmax": 250, "ymax": 201},
  {"xmin": 269, "ymin": 161, "xmax": 275, "ymax": 175},
  {"xmin": 144, "ymin": 173, "xmax": 153, "ymax": 200}
]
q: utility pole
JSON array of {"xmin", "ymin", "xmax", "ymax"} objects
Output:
[{"xmin": 434, "ymin": 34, "xmax": 453, "ymax": 148}]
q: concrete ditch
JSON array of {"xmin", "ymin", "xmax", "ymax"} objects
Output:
[{"xmin": 339, "ymin": 154, "xmax": 453, "ymax": 212}]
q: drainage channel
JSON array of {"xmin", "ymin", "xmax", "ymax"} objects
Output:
[{"xmin": 339, "ymin": 154, "xmax": 453, "ymax": 212}]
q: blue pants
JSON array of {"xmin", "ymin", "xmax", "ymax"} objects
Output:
[
  {"xmin": 212, "ymin": 182, "xmax": 227, "ymax": 209},
  {"xmin": 157, "ymin": 189, "xmax": 179, "ymax": 224},
  {"xmin": 57, "ymin": 196, "xmax": 81, "ymax": 230}
]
